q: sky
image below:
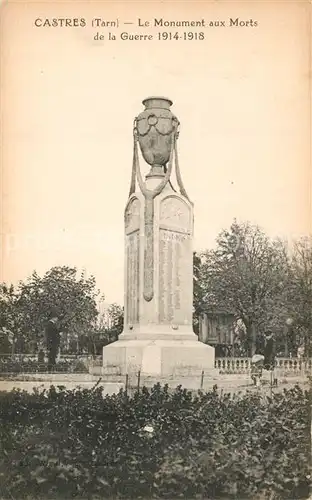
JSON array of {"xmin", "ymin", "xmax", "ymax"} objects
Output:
[{"xmin": 1, "ymin": 0, "xmax": 311, "ymax": 305}]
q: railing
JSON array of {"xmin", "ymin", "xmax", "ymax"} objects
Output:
[
  {"xmin": 215, "ymin": 357, "xmax": 312, "ymax": 375},
  {"xmin": 0, "ymin": 353, "xmax": 101, "ymax": 363},
  {"xmin": 0, "ymin": 353, "xmax": 311, "ymax": 376},
  {"xmin": 0, "ymin": 354, "xmax": 103, "ymax": 374},
  {"xmin": 0, "ymin": 353, "xmax": 102, "ymax": 361}
]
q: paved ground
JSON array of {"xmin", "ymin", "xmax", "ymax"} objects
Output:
[{"xmin": 0, "ymin": 371, "xmax": 309, "ymax": 395}]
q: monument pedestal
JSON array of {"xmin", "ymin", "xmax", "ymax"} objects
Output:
[
  {"xmin": 102, "ymin": 338, "xmax": 214, "ymax": 376},
  {"xmin": 103, "ymin": 177, "xmax": 215, "ymax": 377},
  {"xmin": 103, "ymin": 335, "xmax": 214, "ymax": 376}
]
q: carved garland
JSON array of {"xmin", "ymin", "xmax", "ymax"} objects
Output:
[{"xmin": 128, "ymin": 118, "xmax": 190, "ymax": 302}]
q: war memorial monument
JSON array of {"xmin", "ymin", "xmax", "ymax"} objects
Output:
[{"xmin": 102, "ymin": 97, "xmax": 215, "ymax": 376}]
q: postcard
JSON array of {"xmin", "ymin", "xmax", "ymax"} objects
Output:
[{"xmin": 0, "ymin": 1, "xmax": 311, "ymax": 499}]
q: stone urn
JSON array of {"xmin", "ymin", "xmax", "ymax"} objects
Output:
[{"xmin": 136, "ymin": 97, "xmax": 179, "ymax": 177}]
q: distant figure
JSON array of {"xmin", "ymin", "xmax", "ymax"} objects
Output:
[
  {"xmin": 263, "ymin": 331, "xmax": 275, "ymax": 370},
  {"xmin": 46, "ymin": 315, "xmax": 60, "ymax": 371},
  {"xmin": 264, "ymin": 332, "xmax": 277, "ymax": 386},
  {"xmin": 251, "ymin": 354, "xmax": 264, "ymax": 387},
  {"xmin": 297, "ymin": 345, "xmax": 304, "ymax": 359},
  {"xmin": 38, "ymin": 349, "xmax": 45, "ymax": 364}
]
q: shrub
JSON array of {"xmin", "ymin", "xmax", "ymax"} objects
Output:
[{"xmin": 0, "ymin": 383, "xmax": 310, "ymax": 499}]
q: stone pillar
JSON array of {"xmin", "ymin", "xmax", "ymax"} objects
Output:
[
  {"xmin": 121, "ymin": 182, "xmax": 195, "ymax": 340},
  {"xmin": 102, "ymin": 97, "xmax": 215, "ymax": 377}
]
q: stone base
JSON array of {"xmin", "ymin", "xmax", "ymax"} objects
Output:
[{"xmin": 102, "ymin": 338, "xmax": 215, "ymax": 376}]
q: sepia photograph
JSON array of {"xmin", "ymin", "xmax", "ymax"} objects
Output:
[{"xmin": 0, "ymin": 1, "xmax": 311, "ymax": 498}]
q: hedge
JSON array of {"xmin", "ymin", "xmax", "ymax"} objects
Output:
[{"xmin": 0, "ymin": 383, "xmax": 310, "ymax": 499}]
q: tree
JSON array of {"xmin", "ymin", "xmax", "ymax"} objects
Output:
[
  {"xmin": 285, "ymin": 237, "xmax": 312, "ymax": 355},
  {"xmin": 0, "ymin": 284, "xmax": 22, "ymax": 353},
  {"xmin": 86, "ymin": 302, "xmax": 124, "ymax": 355},
  {"xmin": 105, "ymin": 303, "xmax": 124, "ymax": 339},
  {"xmin": 193, "ymin": 252, "xmax": 205, "ymax": 335},
  {"xmin": 199, "ymin": 220, "xmax": 288, "ymax": 355},
  {"xmin": 0, "ymin": 284, "xmax": 17, "ymax": 329},
  {"xmin": 16, "ymin": 266, "xmax": 100, "ymax": 352}
]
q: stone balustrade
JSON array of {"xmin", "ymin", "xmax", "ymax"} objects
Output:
[{"xmin": 215, "ymin": 357, "xmax": 312, "ymax": 375}]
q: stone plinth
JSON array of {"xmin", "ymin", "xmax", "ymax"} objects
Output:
[
  {"xmin": 103, "ymin": 178, "xmax": 215, "ymax": 376},
  {"xmin": 103, "ymin": 339, "xmax": 215, "ymax": 376}
]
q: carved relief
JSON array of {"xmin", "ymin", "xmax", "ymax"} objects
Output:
[
  {"xmin": 143, "ymin": 197, "xmax": 154, "ymax": 302},
  {"xmin": 126, "ymin": 230, "xmax": 140, "ymax": 325},
  {"xmin": 159, "ymin": 228, "xmax": 191, "ymax": 324},
  {"xmin": 125, "ymin": 198, "xmax": 140, "ymax": 235},
  {"xmin": 160, "ymin": 196, "xmax": 191, "ymax": 232}
]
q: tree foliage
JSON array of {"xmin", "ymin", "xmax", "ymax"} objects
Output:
[
  {"xmin": 193, "ymin": 252, "xmax": 203, "ymax": 334},
  {"xmin": 285, "ymin": 237, "xmax": 312, "ymax": 354},
  {"xmin": 0, "ymin": 267, "xmax": 100, "ymax": 352},
  {"xmin": 195, "ymin": 220, "xmax": 304, "ymax": 355},
  {"xmin": 105, "ymin": 303, "xmax": 124, "ymax": 337},
  {"xmin": 84, "ymin": 303, "xmax": 124, "ymax": 355},
  {"xmin": 0, "ymin": 284, "xmax": 22, "ymax": 352}
]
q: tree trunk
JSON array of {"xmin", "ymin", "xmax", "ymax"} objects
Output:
[
  {"xmin": 251, "ymin": 323, "xmax": 257, "ymax": 356},
  {"xmin": 11, "ymin": 338, "xmax": 15, "ymax": 357},
  {"xmin": 245, "ymin": 321, "xmax": 257, "ymax": 357}
]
